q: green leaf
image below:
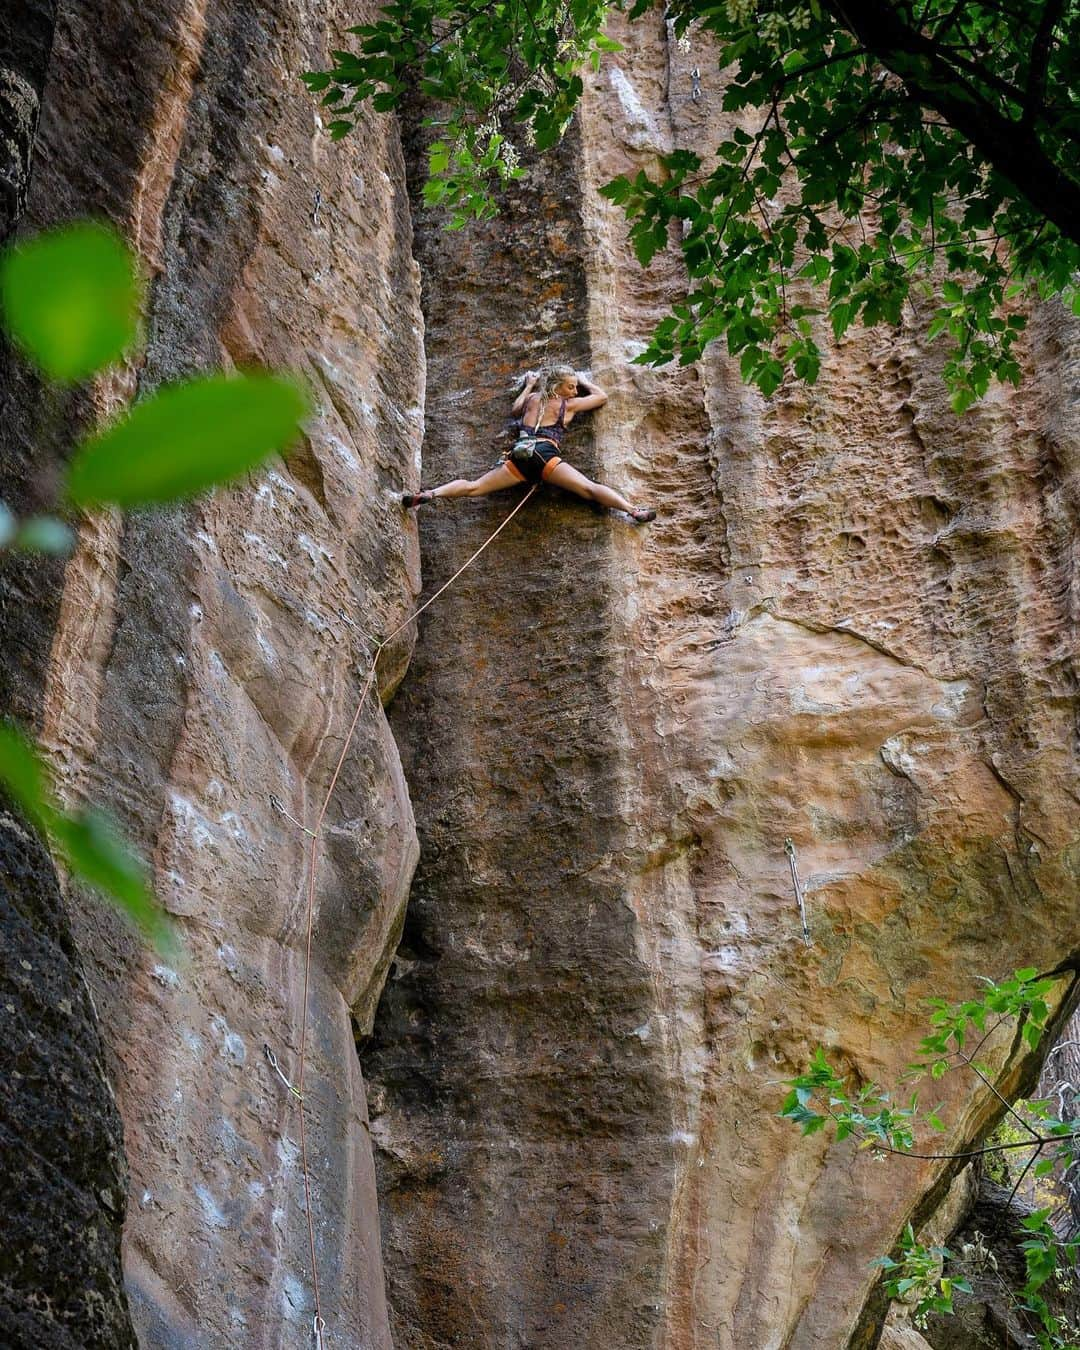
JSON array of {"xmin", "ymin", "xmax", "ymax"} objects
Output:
[
  {"xmin": 0, "ymin": 721, "xmax": 53, "ymax": 827},
  {"xmin": 12, "ymin": 515, "xmax": 77, "ymax": 556},
  {"xmin": 0, "ymin": 500, "xmax": 16, "ymax": 547},
  {"xmin": 64, "ymin": 372, "xmax": 310, "ymax": 509},
  {"xmin": 0, "ymin": 722, "xmax": 174, "ymax": 954},
  {"xmin": 926, "ymin": 314, "xmax": 949, "ymax": 342},
  {"xmin": 830, "ymin": 302, "xmax": 854, "ymax": 340},
  {"xmin": 51, "ymin": 807, "xmax": 175, "ymax": 956},
  {"xmin": 0, "ymin": 222, "xmax": 141, "ymax": 381},
  {"xmin": 757, "ymin": 358, "xmax": 784, "ymax": 398},
  {"xmin": 800, "ymin": 255, "xmax": 830, "ymax": 284}
]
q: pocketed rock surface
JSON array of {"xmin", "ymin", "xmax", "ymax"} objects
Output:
[
  {"xmin": 365, "ymin": 14, "xmax": 1080, "ymax": 1350},
  {"xmin": 8, "ymin": 1, "xmax": 423, "ymax": 1345}
]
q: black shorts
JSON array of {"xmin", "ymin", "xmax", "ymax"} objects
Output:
[{"xmin": 499, "ymin": 438, "xmax": 563, "ymax": 484}]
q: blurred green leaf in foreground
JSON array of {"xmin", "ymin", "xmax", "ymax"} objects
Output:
[
  {"xmin": 0, "ymin": 219, "xmax": 310, "ymax": 949},
  {"xmin": 0, "ymin": 221, "xmax": 142, "ymax": 382},
  {"xmin": 65, "ymin": 371, "xmax": 310, "ymax": 508},
  {"xmin": 0, "ymin": 723, "xmax": 175, "ymax": 955}
]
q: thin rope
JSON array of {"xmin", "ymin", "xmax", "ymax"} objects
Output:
[{"xmin": 291, "ymin": 484, "xmax": 538, "ymax": 1339}]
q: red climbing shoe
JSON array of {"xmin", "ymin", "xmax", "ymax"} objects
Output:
[
  {"xmin": 402, "ymin": 491, "xmax": 434, "ymax": 508},
  {"xmin": 630, "ymin": 507, "xmax": 656, "ymax": 523}
]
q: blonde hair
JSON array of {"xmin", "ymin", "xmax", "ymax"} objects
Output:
[{"xmin": 531, "ymin": 363, "xmax": 578, "ymax": 403}]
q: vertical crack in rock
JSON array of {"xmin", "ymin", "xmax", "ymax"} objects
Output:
[
  {"xmin": 364, "ymin": 116, "xmax": 678, "ymax": 1349},
  {"xmin": 368, "ymin": 14, "xmax": 1079, "ymax": 1350}
]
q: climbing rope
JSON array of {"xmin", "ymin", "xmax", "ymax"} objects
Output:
[{"xmin": 276, "ymin": 484, "xmax": 538, "ymax": 1344}]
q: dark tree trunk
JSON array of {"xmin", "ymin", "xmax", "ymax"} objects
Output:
[
  {"xmin": 0, "ymin": 812, "xmax": 137, "ymax": 1348},
  {"xmin": 1039, "ymin": 1010, "xmax": 1080, "ymax": 1234}
]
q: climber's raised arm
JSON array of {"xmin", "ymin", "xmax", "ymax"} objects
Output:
[
  {"xmin": 512, "ymin": 371, "xmax": 538, "ymax": 415},
  {"xmin": 566, "ymin": 373, "xmax": 608, "ymax": 413}
]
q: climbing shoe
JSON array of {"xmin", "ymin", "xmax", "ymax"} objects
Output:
[{"xmin": 630, "ymin": 507, "xmax": 656, "ymax": 523}]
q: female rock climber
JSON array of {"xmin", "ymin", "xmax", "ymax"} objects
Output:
[{"xmin": 402, "ymin": 363, "xmax": 656, "ymax": 522}]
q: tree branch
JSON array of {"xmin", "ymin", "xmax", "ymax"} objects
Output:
[
  {"xmin": 1023, "ymin": 0, "xmax": 1066, "ymax": 127},
  {"xmin": 824, "ymin": 0, "xmax": 1080, "ymax": 246}
]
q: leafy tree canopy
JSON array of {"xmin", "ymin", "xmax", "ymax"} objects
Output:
[{"xmin": 306, "ymin": 0, "xmax": 1080, "ymax": 410}]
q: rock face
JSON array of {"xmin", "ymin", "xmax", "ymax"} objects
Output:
[
  {"xmin": 0, "ymin": 815, "xmax": 135, "ymax": 1348},
  {"xmin": 0, "ymin": 0, "xmax": 55, "ymax": 241},
  {"xmin": 4, "ymin": 0, "xmax": 423, "ymax": 1345},
  {"xmin": 366, "ymin": 13, "xmax": 1080, "ymax": 1350},
  {"xmin": 3, "ymin": 7, "xmax": 1078, "ymax": 1349}
]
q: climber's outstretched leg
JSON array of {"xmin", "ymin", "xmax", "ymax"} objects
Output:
[
  {"xmin": 545, "ymin": 461, "xmax": 655, "ymax": 521},
  {"xmin": 403, "ymin": 464, "xmax": 521, "ymax": 507}
]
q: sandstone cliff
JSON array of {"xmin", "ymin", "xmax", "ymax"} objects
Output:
[
  {"xmin": 367, "ymin": 13, "xmax": 1080, "ymax": 1350},
  {"xmin": 4, "ymin": 1, "xmax": 423, "ymax": 1345},
  {"xmin": 1, "ymin": 5, "xmax": 1077, "ymax": 1350}
]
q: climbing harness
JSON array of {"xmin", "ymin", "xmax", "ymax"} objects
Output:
[
  {"xmin": 508, "ymin": 438, "xmax": 543, "ymax": 472},
  {"xmin": 272, "ymin": 484, "xmax": 538, "ymax": 1345},
  {"xmin": 507, "ymin": 397, "xmax": 565, "ymax": 475},
  {"xmin": 784, "ymin": 838, "xmax": 812, "ymax": 947}
]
